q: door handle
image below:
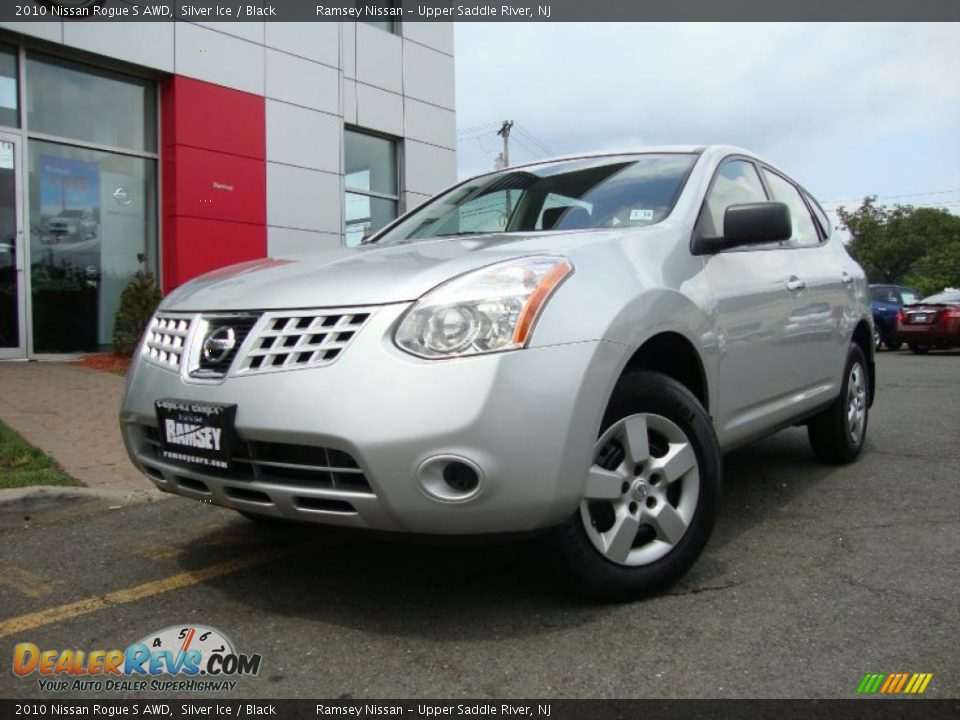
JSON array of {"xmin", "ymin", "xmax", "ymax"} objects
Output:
[
  {"xmin": 785, "ymin": 276, "xmax": 806, "ymax": 292},
  {"xmin": 841, "ymin": 272, "xmax": 854, "ymax": 286}
]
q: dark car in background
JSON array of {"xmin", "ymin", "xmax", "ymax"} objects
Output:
[
  {"xmin": 869, "ymin": 284, "xmax": 919, "ymax": 350},
  {"xmin": 895, "ymin": 290, "xmax": 960, "ymax": 354}
]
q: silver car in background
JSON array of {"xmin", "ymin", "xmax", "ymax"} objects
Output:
[{"xmin": 120, "ymin": 145, "xmax": 874, "ymax": 599}]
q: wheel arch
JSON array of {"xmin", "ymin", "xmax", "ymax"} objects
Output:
[
  {"xmin": 851, "ymin": 318, "xmax": 876, "ymax": 407},
  {"xmin": 615, "ymin": 331, "xmax": 711, "ymax": 414}
]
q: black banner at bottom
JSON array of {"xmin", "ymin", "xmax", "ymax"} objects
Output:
[{"xmin": 1, "ymin": 699, "xmax": 957, "ymax": 720}]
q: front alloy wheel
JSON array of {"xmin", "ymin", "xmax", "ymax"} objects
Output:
[
  {"xmin": 554, "ymin": 370, "xmax": 722, "ymax": 600},
  {"xmin": 581, "ymin": 413, "xmax": 699, "ymax": 566}
]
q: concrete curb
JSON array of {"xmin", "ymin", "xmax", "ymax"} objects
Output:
[{"xmin": 0, "ymin": 484, "xmax": 168, "ymax": 531}]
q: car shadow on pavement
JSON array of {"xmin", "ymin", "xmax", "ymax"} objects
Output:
[{"xmin": 171, "ymin": 427, "xmax": 842, "ymax": 640}]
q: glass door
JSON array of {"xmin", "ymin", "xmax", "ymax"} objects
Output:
[{"xmin": 0, "ymin": 131, "xmax": 24, "ymax": 359}]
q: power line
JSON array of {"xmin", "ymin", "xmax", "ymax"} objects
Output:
[
  {"xmin": 513, "ymin": 123, "xmax": 555, "ymax": 156},
  {"xmin": 456, "ymin": 122, "xmax": 500, "ymax": 139}
]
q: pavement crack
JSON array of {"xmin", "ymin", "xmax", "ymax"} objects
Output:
[{"xmin": 665, "ymin": 580, "xmax": 741, "ymax": 597}]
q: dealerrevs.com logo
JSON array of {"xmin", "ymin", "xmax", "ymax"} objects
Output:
[{"xmin": 13, "ymin": 625, "xmax": 262, "ymax": 693}]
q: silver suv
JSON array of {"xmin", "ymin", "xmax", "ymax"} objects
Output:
[{"xmin": 120, "ymin": 146, "xmax": 874, "ymax": 599}]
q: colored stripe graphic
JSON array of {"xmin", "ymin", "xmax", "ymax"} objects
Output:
[{"xmin": 857, "ymin": 673, "xmax": 933, "ymax": 695}]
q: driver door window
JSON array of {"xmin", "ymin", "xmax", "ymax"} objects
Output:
[{"xmin": 700, "ymin": 160, "xmax": 767, "ymax": 238}]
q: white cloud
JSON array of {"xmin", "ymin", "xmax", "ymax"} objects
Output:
[{"xmin": 454, "ymin": 22, "xmax": 960, "ymax": 202}]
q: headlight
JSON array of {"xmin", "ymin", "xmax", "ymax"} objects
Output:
[{"xmin": 395, "ymin": 256, "xmax": 574, "ymax": 359}]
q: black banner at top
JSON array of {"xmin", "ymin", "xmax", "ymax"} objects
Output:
[{"xmin": 2, "ymin": 0, "xmax": 960, "ymax": 22}]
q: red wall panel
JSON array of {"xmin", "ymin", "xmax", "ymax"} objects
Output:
[
  {"xmin": 168, "ymin": 146, "xmax": 266, "ymax": 225},
  {"xmin": 164, "ymin": 217, "xmax": 267, "ymax": 289},
  {"xmin": 161, "ymin": 75, "xmax": 265, "ymax": 159},
  {"xmin": 161, "ymin": 76, "xmax": 266, "ymax": 294}
]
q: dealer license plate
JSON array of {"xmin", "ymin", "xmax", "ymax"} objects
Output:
[{"xmin": 156, "ymin": 399, "xmax": 237, "ymax": 470}]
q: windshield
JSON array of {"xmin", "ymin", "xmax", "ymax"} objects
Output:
[
  {"xmin": 917, "ymin": 291, "xmax": 960, "ymax": 305},
  {"xmin": 57, "ymin": 210, "xmax": 85, "ymax": 218},
  {"xmin": 372, "ymin": 153, "xmax": 698, "ymax": 245}
]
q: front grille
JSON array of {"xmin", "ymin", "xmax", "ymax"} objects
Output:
[
  {"xmin": 235, "ymin": 308, "xmax": 374, "ymax": 375},
  {"xmin": 137, "ymin": 425, "xmax": 372, "ymax": 493},
  {"xmin": 142, "ymin": 315, "xmax": 193, "ymax": 371},
  {"xmin": 191, "ymin": 315, "xmax": 261, "ymax": 379}
]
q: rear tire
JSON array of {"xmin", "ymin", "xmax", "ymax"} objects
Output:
[
  {"xmin": 807, "ymin": 344, "xmax": 869, "ymax": 464},
  {"xmin": 908, "ymin": 343, "xmax": 930, "ymax": 354},
  {"xmin": 553, "ymin": 370, "xmax": 721, "ymax": 601},
  {"xmin": 883, "ymin": 338, "xmax": 902, "ymax": 352}
]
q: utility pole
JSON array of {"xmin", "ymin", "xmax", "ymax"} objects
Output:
[{"xmin": 496, "ymin": 120, "xmax": 514, "ymax": 169}]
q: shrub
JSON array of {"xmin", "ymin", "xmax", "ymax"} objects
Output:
[{"xmin": 112, "ymin": 270, "xmax": 162, "ymax": 356}]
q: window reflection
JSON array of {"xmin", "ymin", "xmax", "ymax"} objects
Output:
[
  {"xmin": 26, "ymin": 53, "xmax": 155, "ymax": 152},
  {"xmin": 29, "ymin": 141, "xmax": 156, "ymax": 353}
]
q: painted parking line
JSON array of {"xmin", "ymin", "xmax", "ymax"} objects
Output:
[
  {"xmin": 0, "ymin": 544, "xmax": 309, "ymax": 639},
  {"xmin": 0, "ymin": 561, "xmax": 61, "ymax": 598}
]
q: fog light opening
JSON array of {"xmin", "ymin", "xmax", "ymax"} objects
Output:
[
  {"xmin": 417, "ymin": 455, "xmax": 484, "ymax": 503},
  {"xmin": 442, "ymin": 461, "xmax": 480, "ymax": 494}
]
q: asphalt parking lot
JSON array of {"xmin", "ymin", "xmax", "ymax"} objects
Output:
[{"xmin": 0, "ymin": 351, "xmax": 957, "ymax": 700}]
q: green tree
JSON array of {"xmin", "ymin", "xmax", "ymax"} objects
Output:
[{"xmin": 837, "ymin": 197, "xmax": 960, "ymax": 294}]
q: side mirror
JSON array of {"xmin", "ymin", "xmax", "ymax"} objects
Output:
[{"xmin": 694, "ymin": 202, "xmax": 792, "ymax": 254}]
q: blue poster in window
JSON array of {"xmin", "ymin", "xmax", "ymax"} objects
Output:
[{"xmin": 38, "ymin": 155, "xmax": 100, "ymax": 243}]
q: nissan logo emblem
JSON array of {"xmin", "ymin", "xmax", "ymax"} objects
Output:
[{"xmin": 202, "ymin": 327, "xmax": 237, "ymax": 365}]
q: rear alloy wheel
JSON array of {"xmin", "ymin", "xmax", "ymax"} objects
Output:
[
  {"xmin": 908, "ymin": 342, "xmax": 930, "ymax": 354},
  {"xmin": 807, "ymin": 344, "xmax": 869, "ymax": 464},
  {"xmin": 554, "ymin": 371, "xmax": 721, "ymax": 600},
  {"xmin": 873, "ymin": 327, "xmax": 882, "ymax": 351}
]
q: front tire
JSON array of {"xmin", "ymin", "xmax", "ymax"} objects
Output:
[
  {"xmin": 909, "ymin": 343, "xmax": 930, "ymax": 354},
  {"xmin": 553, "ymin": 371, "xmax": 721, "ymax": 601},
  {"xmin": 807, "ymin": 344, "xmax": 869, "ymax": 464},
  {"xmin": 883, "ymin": 338, "xmax": 902, "ymax": 352}
]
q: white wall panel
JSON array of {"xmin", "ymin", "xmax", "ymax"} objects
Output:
[
  {"xmin": 341, "ymin": 22, "xmax": 356, "ymax": 79},
  {"xmin": 402, "ymin": 22, "xmax": 454, "ymax": 56},
  {"xmin": 266, "ymin": 100, "xmax": 341, "ymax": 174},
  {"xmin": 63, "ymin": 22, "xmax": 174, "ymax": 73},
  {"xmin": 265, "ymin": 22, "xmax": 339, "ymax": 68},
  {"xmin": 342, "ymin": 79, "xmax": 358, "ymax": 125},
  {"xmin": 355, "ymin": 23, "xmax": 402, "ymax": 94},
  {"xmin": 268, "ymin": 227, "xmax": 342, "ymax": 257},
  {"xmin": 265, "ymin": 49, "xmax": 340, "ymax": 114},
  {"xmin": 0, "ymin": 22, "xmax": 62, "ymax": 44},
  {"xmin": 195, "ymin": 22, "xmax": 264, "ymax": 44},
  {"xmin": 175, "ymin": 23, "xmax": 264, "ymax": 95},
  {"xmin": 404, "ymin": 191, "xmax": 433, "ymax": 213},
  {"xmin": 404, "ymin": 140, "xmax": 457, "ymax": 196},
  {"xmin": 402, "ymin": 40, "xmax": 455, "ymax": 110},
  {"xmin": 267, "ymin": 162, "xmax": 342, "ymax": 233},
  {"xmin": 404, "ymin": 98, "xmax": 455, "ymax": 150},
  {"xmin": 356, "ymin": 83, "xmax": 403, "ymax": 137}
]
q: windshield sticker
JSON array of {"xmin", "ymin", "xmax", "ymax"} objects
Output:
[{"xmin": 630, "ymin": 209, "xmax": 654, "ymax": 222}]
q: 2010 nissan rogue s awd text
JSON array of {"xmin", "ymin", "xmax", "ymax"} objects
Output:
[{"xmin": 120, "ymin": 146, "xmax": 875, "ymax": 600}]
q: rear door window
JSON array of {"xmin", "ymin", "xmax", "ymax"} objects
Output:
[{"xmin": 761, "ymin": 169, "xmax": 821, "ymax": 248}]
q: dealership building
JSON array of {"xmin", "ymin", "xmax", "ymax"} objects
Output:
[{"xmin": 0, "ymin": 20, "xmax": 456, "ymax": 358}]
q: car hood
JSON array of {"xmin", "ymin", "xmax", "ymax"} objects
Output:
[{"xmin": 161, "ymin": 231, "xmax": 626, "ymax": 312}]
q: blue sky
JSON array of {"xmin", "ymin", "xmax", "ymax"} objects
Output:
[{"xmin": 453, "ymin": 23, "xmax": 960, "ymax": 229}]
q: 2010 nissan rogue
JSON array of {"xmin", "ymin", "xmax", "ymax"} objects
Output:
[{"xmin": 120, "ymin": 146, "xmax": 875, "ymax": 599}]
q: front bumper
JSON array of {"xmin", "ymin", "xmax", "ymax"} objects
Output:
[{"xmin": 120, "ymin": 303, "xmax": 621, "ymax": 534}]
